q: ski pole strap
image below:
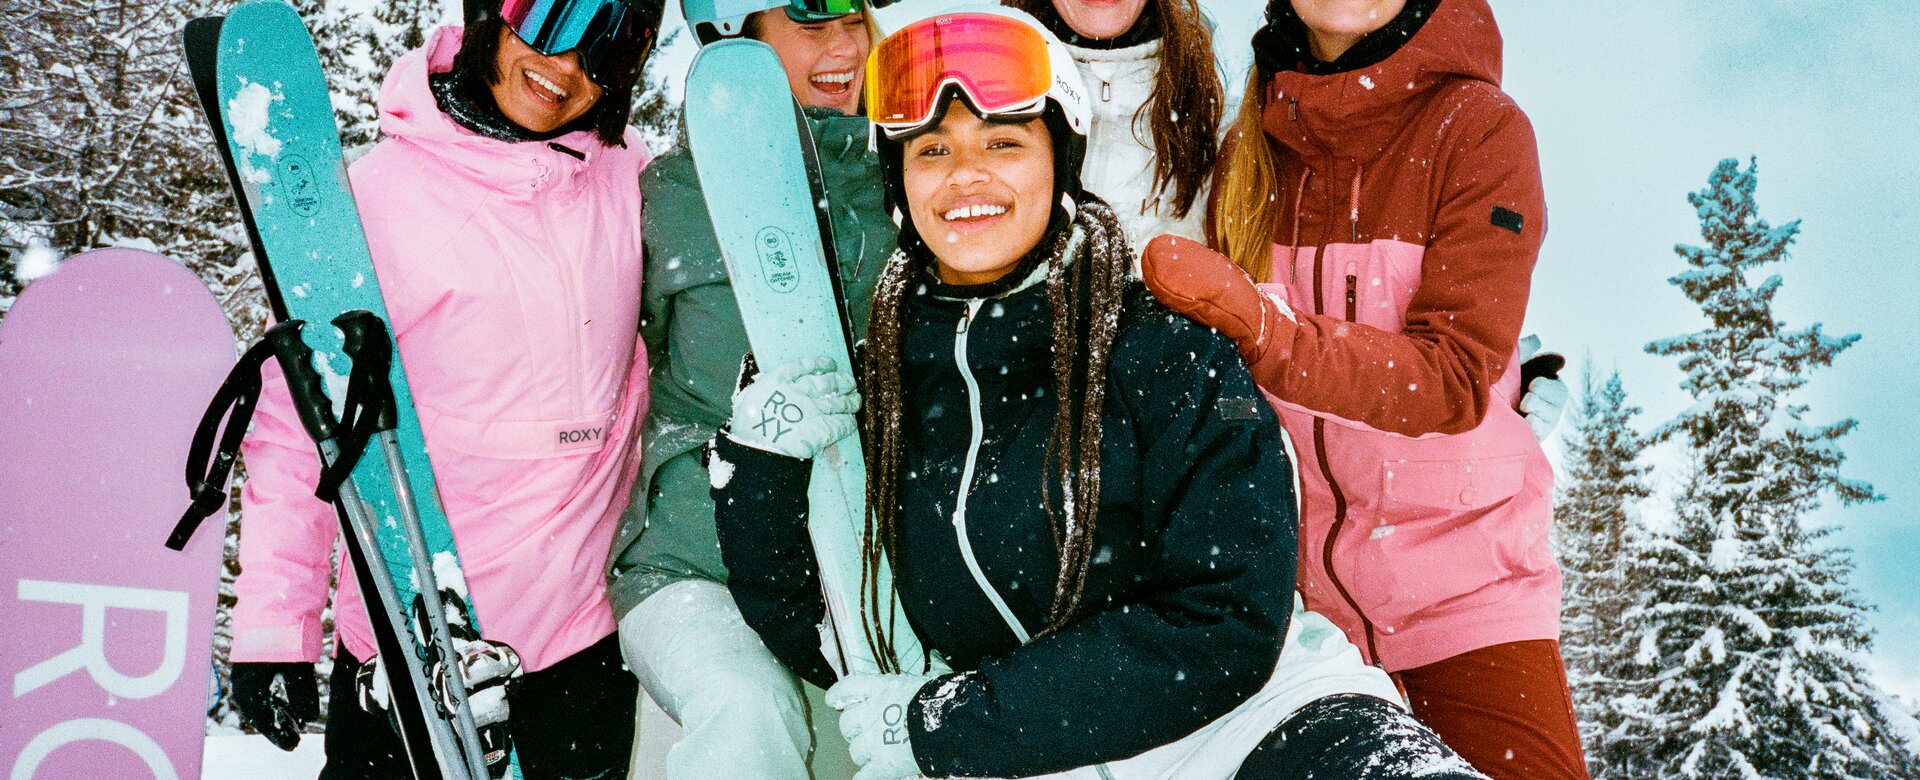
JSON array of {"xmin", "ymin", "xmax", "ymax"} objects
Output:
[
  {"xmin": 318, "ymin": 311, "xmax": 397, "ymax": 502},
  {"xmin": 167, "ymin": 333, "xmax": 283, "ymax": 550}
]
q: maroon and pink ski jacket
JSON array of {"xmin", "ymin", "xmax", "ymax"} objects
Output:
[
  {"xmin": 230, "ymin": 27, "xmax": 651, "ymax": 673},
  {"xmin": 1232, "ymin": 0, "xmax": 1558, "ymax": 672}
]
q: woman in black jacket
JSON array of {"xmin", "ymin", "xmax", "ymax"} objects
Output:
[{"xmin": 710, "ymin": 6, "xmax": 1487, "ymax": 779}]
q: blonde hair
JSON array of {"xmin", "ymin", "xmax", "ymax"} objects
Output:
[{"xmin": 1208, "ymin": 70, "xmax": 1284, "ymax": 283}]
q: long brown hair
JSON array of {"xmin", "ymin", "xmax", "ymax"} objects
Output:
[
  {"xmin": 858, "ymin": 199, "xmax": 1133, "ymax": 667},
  {"xmin": 1007, "ymin": 0, "xmax": 1223, "ymax": 218},
  {"xmin": 1210, "ymin": 69, "xmax": 1283, "ymax": 282}
]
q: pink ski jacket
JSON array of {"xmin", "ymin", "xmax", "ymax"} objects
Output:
[
  {"xmin": 1230, "ymin": 0, "xmax": 1558, "ymax": 672},
  {"xmin": 230, "ymin": 27, "xmax": 651, "ymax": 673}
]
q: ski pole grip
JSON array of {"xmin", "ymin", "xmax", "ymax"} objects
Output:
[
  {"xmin": 265, "ymin": 320, "xmax": 339, "ymax": 443},
  {"xmin": 333, "ymin": 310, "xmax": 398, "ymax": 432}
]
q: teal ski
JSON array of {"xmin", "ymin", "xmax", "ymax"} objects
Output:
[
  {"xmin": 184, "ymin": 2, "xmax": 523, "ymax": 777},
  {"xmin": 684, "ymin": 39, "xmax": 930, "ymax": 677}
]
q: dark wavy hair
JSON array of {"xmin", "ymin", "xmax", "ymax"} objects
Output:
[
  {"xmin": 1006, "ymin": 0, "xmax": 1223, "ymax": 218},
  {"xmin": 451, "ymin": 10, "xmax": 636, "ymax": 147}
]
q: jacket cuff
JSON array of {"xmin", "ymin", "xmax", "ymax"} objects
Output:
[
  {"xmin": 230, "ymin": 616, "xmax": 322, "ymax": 663},
  {"xmin": 905, "ymin": 671, "xmax": 980, "ymax": 777}
]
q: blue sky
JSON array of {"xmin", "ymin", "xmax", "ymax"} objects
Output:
[{"xmin": 1497, "ymin": 0, "xmax": 1919, "ymax": 701}]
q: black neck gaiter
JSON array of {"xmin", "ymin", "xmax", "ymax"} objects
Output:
[
  {"xmin": 1030, "ymin": 2, "xmax": 1163, "ymax": 51},
  {"xmin": 430, "ymin": 67, "xmax": 588, "ymax": 143},
  {"xmin": 1254, "ymin": 0, "xmax": 1440, "ymax": 77}
]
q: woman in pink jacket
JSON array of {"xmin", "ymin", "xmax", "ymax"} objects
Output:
[
  {"xmin": 225, "ymin": 1, "xmax": 662, "ymax": 776},
  {"xmin": 1141, "ymin": 1, "xmax": 1586, "ymax": 778}
]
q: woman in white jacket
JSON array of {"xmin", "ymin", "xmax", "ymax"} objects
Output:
[{"xmin": 1004, "ymin": 0, "xmax": 1222, "ymax": 253}]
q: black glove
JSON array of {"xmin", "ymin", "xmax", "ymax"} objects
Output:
[
  {"xmin": 231, "ymin": 661, "xmax": 320, "ymax": 751},
  {"xmin": 1521, "ymin": 351, "xmax": 1565, "ymax": 390}
]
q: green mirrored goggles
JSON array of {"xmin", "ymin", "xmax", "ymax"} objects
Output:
[{"xmin": 785, "ymin": 0, "xmax": 859, "ymax": 20}]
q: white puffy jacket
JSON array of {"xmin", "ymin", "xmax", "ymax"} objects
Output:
[{"xmin": 1069, "ymin": 38, "xmax": 1210, "ymax": 256}]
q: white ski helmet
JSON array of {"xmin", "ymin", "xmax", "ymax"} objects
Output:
[
  {"xmin": 680, "ymin": 0, "xmax": 860, "ymax": 45},
  {"xmin": 867, "ymin": 2, "xmax": 1093, "ymax": 253},
  {"xmin": 865, "ymin": 2, "xmax": 1089, "ymax": 143}
]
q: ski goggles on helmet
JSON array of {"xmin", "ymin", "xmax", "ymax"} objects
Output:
[
  {"xmin": 865, "ymin": 11, "xmax": 1058, "ymax": 138},
  {"xmin": 501, "ymin": 0, "xmax": 662, "ymax": 88},
  {"xmin": 789, "ymin": 0, "xmax": 858, "ymax": 17}
]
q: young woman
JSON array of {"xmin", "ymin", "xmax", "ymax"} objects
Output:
[
  {"xmin": 1140, "ymin": 1, "xmax": 1589, "ymax": 778},
  {"xmin": 1000, "ymin": 0, "xmax": 1221, "ymax": 254},
  {"xmin": 604, "ymin": 2, "xmax": 887, "ymax": 777},
  {"xmin": 710, "ymin": 7, "xmax": 1491, "ymax": 779},
  {"xmin": 226, "ymin": 1, "xmax": 663, "ymax": 776}
]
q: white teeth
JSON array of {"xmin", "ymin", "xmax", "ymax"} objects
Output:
[
  {"xmin": 525, "ymin": 69, "xmax": 568, "ymax": 100},
  {"xmin": 943, "ymin": 204, "xmax": 1008, "ymax": 221},
  {"xmin": 810, "ymin": 70, "xmax": 855, "ymax": 85}
]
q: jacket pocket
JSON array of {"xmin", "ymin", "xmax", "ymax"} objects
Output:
[
  {"xmin": 1323, "ymin": 240, "xmax": 1423, "ymax": 334},
  {"xmin": 1346, "ymin": 453, "xmax": 1531, "ymax": 619},
  {"xmin": 421, "ymin": 408, "xmax": 617, "ymax": 509}
]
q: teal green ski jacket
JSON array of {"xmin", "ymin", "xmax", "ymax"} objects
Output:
[{"xmin": 606, "ymin": 108, "xmax": 892, "ymax": 619}]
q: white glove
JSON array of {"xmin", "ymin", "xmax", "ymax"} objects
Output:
[
  {"xmin": 727, "ymin": 356, "xmax": 859, "ymax": 460},
  {"xmin": 827, "ymin": 672, "xmax": 936, "ymax": 780},
  {"xmin": 1516, "ymin": 335, "xmax": 1568, "ymax": 442}
]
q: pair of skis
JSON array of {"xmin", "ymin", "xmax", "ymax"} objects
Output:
[{"xmin": 167, "ymin": 3, "xmax": 520, "ymax": 778}]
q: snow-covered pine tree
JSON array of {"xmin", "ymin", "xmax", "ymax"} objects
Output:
[
  {"xmin": 0, "ymin": 0, "xmax": 240, "ymax": 273},
  {"xmin": 323, "ymin": 0, "xmax": 443, "ymax": 148},
  {"xmin": 1603, "ymin": 158, "xmax": 1916, "ymax": 778},
  {"xmin": 1554, "ymin": 361, "xmax": 1654, "ymax": 775},
  {"xmin": 629, "ymin": 29, "xmax": 685, "ymax": 151}
]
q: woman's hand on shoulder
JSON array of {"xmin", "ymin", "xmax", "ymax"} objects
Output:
[{"xmin": 1140, "ymin": 235, "xmax": 1295, "ymax": 369}]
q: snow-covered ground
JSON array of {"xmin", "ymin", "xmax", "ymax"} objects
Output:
[{"xmin": 201, "ymin": 734, "xmax": 326, "ymax": 778}]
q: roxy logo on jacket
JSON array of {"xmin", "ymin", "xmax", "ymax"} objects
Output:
[{"xmin": 558, "ymin": 426, "xmax": 604, "ymax": 445}]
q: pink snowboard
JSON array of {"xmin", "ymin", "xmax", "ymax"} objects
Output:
[{"xmin": 0, "ymin": 248, "xmax": 236, "ymax": 779}]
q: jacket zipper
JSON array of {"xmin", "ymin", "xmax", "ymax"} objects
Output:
[
  {"xmin": 951, "ymin": 299, "xmax": 1033, "ymax": 645},
  {"xmin": 1345, "ymin": 273, "xmax": 1358, "ymax": 322},
  {"xmin": 1309, "ymin": 165, "xmax": 1381, "ymax": 664},
  {"xmin": 534, "ymin": 190, "xmax": 586, "ymax": 413}
]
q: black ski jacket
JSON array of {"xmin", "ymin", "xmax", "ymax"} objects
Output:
[{"xmin": 712, "ymin": 206, "xmax": 1300, "ymax": 777}]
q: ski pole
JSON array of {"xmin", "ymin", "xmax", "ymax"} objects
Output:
[
  {"xmin": 266, "ymin": 320, "xmax": 479, "ymax": 780},
  {"xmin": 335, "ymin": 311, "xmax": 511, "ymax": 779}
]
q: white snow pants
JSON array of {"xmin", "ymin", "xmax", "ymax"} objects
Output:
[{"xmin": 619, "ymin": 579, "xmax": 853, "ymax": 780}]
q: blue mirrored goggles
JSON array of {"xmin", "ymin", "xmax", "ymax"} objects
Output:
[{"xmin": 501, "ymin": 0, "xmax": 663, "ymax": 88}]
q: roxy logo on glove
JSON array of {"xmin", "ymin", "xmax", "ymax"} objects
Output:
[
  {"xmin": 755, "ymin": 392, "xmax": 806, "ymax": 442},
  {"xmin": 883, "ymin": 702, "xmax": 908, "ymax": 745}
]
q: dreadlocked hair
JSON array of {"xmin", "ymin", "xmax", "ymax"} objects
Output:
[{"xmin": 858, "ymin": 197, "xmax": 1134, "ymax": 664}]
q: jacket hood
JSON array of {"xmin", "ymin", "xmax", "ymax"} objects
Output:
[
  {"xmin": 1263, "ymin": 0, "xmax": 1503, "ymax": 163},
  {"xmin": 377, "ymin": 26, "xmax": 638, "ymax": 199}
]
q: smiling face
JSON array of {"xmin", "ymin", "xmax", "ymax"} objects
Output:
[
  {"xmin": 1290, "ymin": 0, "xmax": 1406, "ymax": 61},
  {"xmin": 752, "ymin": 11, "xmax": 870, "ymax": 115},
  {"xmin": 489, "ymin": 25, "xmax": 605, "ymax": 133},
  {"xmin": 903, "ymin": 106, "xmax": 1056, "ymax": 287},
  {"xmin": 1053, "ymin": 0, "xmax": 1150, "ymax": 41}
]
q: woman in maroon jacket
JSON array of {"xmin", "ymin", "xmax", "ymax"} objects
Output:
[{"xmin": 1141, "ymin": 1, "xmax": 1587, "ymax": 778}]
